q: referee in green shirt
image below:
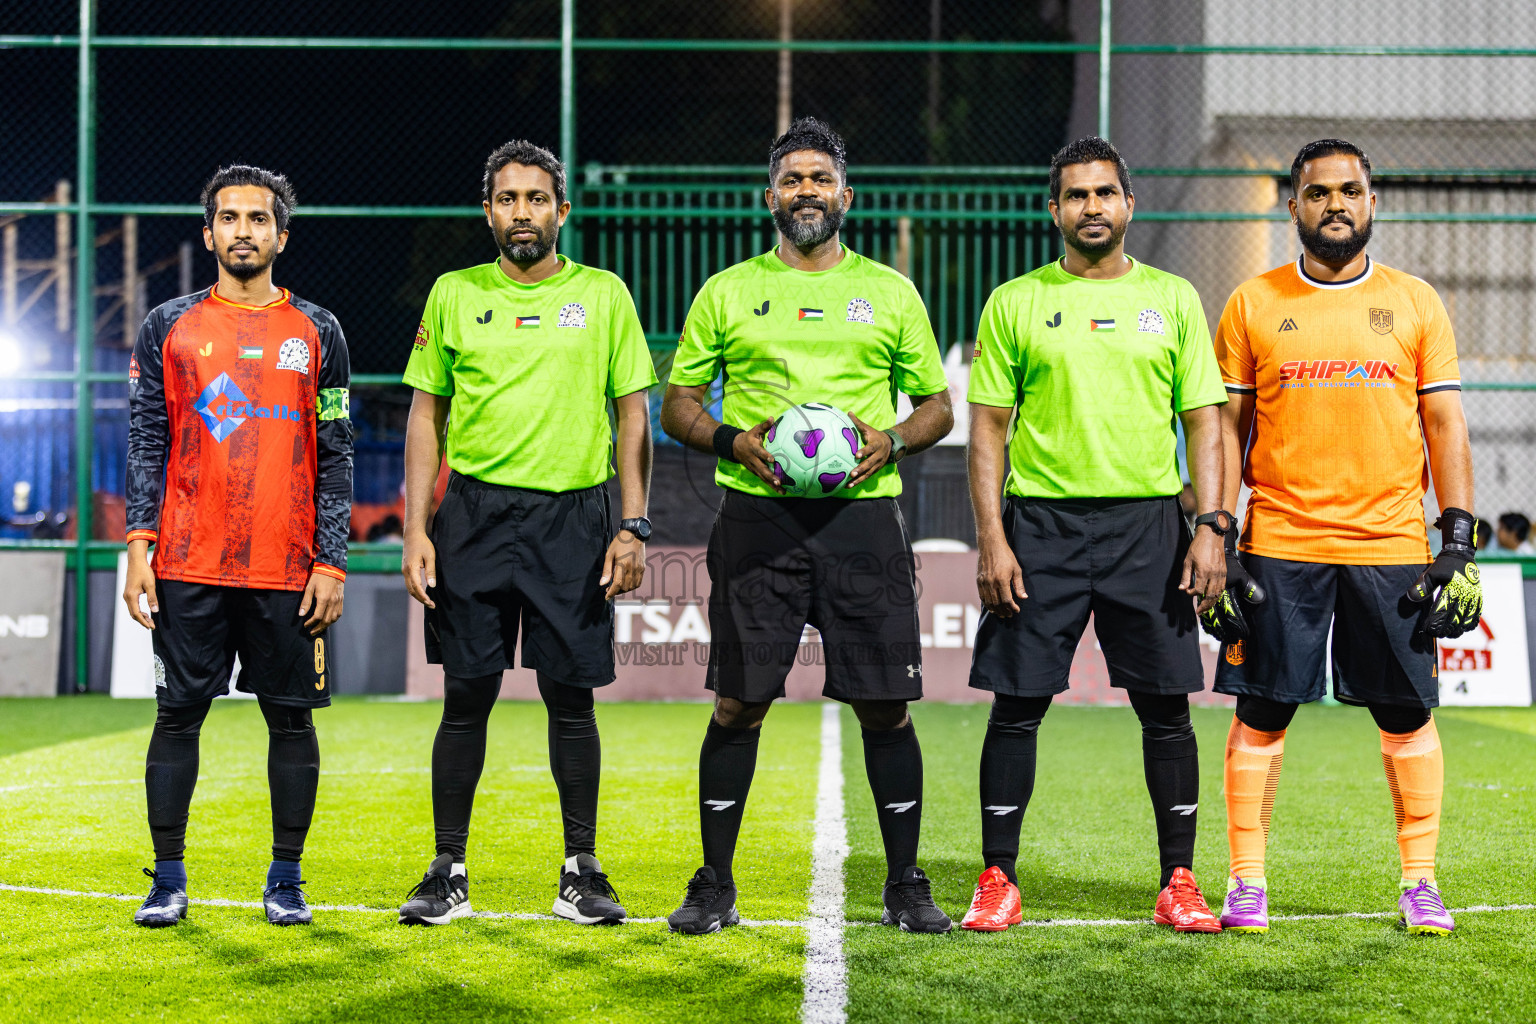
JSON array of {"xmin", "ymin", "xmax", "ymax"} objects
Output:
[
  {"xmin": 959, "ymin": 137, "xmax": 1231, "ymax": 934},
  {"xmin": 660, "ymin": 118, "xmax": 956, "ymax": 935},
  {"xmin": 397, "ymin": 140, "xmax": 657, "ymax": 927}
]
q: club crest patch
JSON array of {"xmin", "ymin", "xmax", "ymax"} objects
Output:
[
  {"xmin": 846, "ymin": 298, "xmax": 875, "ymax": 325},
  {"xmin": 1225, "ymin": 640, "xmax": 1246, "ymax": 666},
  {"xmin": 276, "ymin": 338, "xmax": 310, "ymax": 373},
  {"xmin": 414, "ymin": 321, "xmax": 429, "ymax": 348},
  {"xmin": 154, "ymin": 655, "xmax": 167, "ymax": 687},
  {"xmin": 1370, "ymin": 307, "xmax": 1394, "ymax": 335},
  {"xmin": 558, "ymin": 302, "xmax": 588, "ymax": 328},
  {"xmin": 1137, "ymin": 309, "xmax": 1167, "ymax": 335}
]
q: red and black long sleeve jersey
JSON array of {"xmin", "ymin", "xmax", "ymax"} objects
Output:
[{"xmin": 126, "ymin": 286, "xmax": 353, "ymax": 591}]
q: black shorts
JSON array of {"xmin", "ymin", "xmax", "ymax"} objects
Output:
[
  {"xmin": 151, "ymin": 580, "xmax": 332, "ymax": 708},
  {"xmin": 969, "ymin": 496, "xmax": 1203, "ymax": 697},
  {"xmin": 1213, "ymin": 555, "xmax": 1438, "ymax": 708},
  {"xmin": 425, "ymin": 473, "xmax": 615, "ymax": 684},
  {"xmin": 706, "ymin": 490, "xmax": 923, "ymax": 704}
]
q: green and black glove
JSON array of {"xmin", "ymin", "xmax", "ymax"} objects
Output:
[
  {"xmin": 1197, "ymin": 514, "xmax": 1266, "ymax": 644},
  {"xmin": 1406, "ymin": 507, "xmax": 1483, "ymax": 639}
]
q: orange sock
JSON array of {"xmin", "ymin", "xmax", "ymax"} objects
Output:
[
  {"xmin": 1224, "ymin": 717, "xmax": 1286, "ymax": 881},
  {"xmin": 1380, "ymin": 717, "xmax": 1443, "ymax": 885}
]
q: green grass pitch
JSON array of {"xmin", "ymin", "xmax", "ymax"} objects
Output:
[{"xmin": 1, "ymin": 696, "xmax": 1533, "ymax": 1023}]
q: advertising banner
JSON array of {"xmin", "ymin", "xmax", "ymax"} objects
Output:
[
  {"xmin": 0, "ymin": 551, "xmax": 66, "ymax": 697},
  {"xmin": 1435, "ymin": 562, "xmax": 1531, "ymax": 706}
]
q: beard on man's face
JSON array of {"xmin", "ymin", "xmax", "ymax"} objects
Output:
[
  {"xmin": 217, "ymin": 244, "xmax": 276, "ymax": 281},
  {"xmin": 1063, "ymin": 214, "xmax": 1127, "ymax": 256},
  {"xmin": 772, "ymin": 193, "xmax": 846, "ymax": 248},
  {"xmin": 496, "ymin": 221, "xmax": 558, "ymax": 266},
  {"xmin": 1297, "ymin": 210, "xmax": 1373, "ymax": 264}
]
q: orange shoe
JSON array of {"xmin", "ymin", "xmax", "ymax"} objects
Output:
[
  {"xmin": 1153, "ymin": 867, "xmax": 1221, "ymax": 933},
  {"xmin": 960, "ymin": 866, "xmax": 1023, "ymax": 932}
]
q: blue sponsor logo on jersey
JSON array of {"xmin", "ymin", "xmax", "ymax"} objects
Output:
[{"xmin": 194, "ymin": 372, "xmax": 304, "ymax": 442}]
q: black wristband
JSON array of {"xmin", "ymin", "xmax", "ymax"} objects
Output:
[
  {"xmin": 713, "ymin": 424, "xmax": 745, "ymax": 462},
  {"xmin": 1436, "ymin": 506, "xmax": 1477, "ymax": 553}
]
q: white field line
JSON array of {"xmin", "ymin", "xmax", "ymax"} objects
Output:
[
  {"xmin": 801, "ymin": 702, "xmax": 849, "ymax": 1024},
  {"xmin": 1, "ymin": 883, "xmax": 1533, "ymax": 930}
]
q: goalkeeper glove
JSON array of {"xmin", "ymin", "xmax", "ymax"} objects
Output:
[
  {"xmin": 1406, "ymin": 506, "xmax": 1483, "ymax": 639},
  {"xmin": 1198, "ymin": 522, "xmax": 1266, "ymax": 644}
]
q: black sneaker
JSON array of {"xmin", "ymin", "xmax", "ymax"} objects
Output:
[
  {"xmin": 667, "ymin": 866, "xmax": 739, "ymax": 935},
  {"xmin": 133, "ymin": 867, "xmax": 188, "ymax": 927},
  {"xmin": 881, "ymin": 866, "xmax": 953, "ymax": 933},
  {"xmin": 552, "ymin": 853, "xmax": 627, "ymax": 925},
  {"xmin": 399, "ymin": 854, "xmax": 471, "ymax": 925},
  {"xmin": 264, "ymin": 880, "xmax": 313, "ymax": 925}
]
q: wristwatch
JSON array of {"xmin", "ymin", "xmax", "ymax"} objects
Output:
[
  {"xmin": 884, "ymin": 428, "xmax": 908, "ymax": 463},
  {"xmin": 1193, "ymin": 510, "xmax": 1236, "ymax": 536},
  {"xmin": 618, "ymin": 516, "xmax": 652, "ymax": 542}
]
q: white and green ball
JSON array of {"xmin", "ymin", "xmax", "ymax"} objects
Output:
[{"xmin": 764, "ymin": 402, "xmax": 862, "ymax": 498}]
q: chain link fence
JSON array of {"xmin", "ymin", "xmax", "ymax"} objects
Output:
[{"xmin": 4, "ymin": 1, "xmax": 1536, "ymax": 678}]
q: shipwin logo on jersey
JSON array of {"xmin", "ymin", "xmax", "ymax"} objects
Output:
[
  {"xmin": 194, "ymin": 373, "xmax": 304, "ymax": 442},
  {"xmin": 798, "ymin": 308, "xmax": 824, "ymax": 321},
  {"xmin": 1137, "ymin": 309, "xmax": 1166, "ymax": 335},
  {"xmin": 558, "ymin": 302, "xmax": 587, "ymax": 328},
  {"xmin": 1089, "ymin": 318, "xmax": 1116, "ymax": 332},
  {"xmin": 275, "ymin": 338, "xmax": 309, "ymax": 373},
  {"xmin": 846, "ymin": 297, "xmax": 875, "ymax": 325},
  {"xmin": 414, "ymin": 321, "xmax": 430, "ymax": 348},
  {"xmin": 515, "ymin": 316, "xmax": 541, "ymax": 329},
  {"xmin": 1279, "ymin": 358, "xmax": 1399, "ymax": 385},
  {"xmin": 1370, "ymin": 307, "xmax": 1395, "ymax": 335}
]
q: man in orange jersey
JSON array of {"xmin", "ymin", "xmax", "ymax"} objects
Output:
[
  {"xmin": 124, "ymin": 166, "xmax": 352, "ymax": 928},
  {"xmin": 1204, "ymin": 139, "xmax": 1481, "ymax": 936}
]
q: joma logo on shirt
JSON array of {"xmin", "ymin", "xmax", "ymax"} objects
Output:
[{"xmin": 1279, "ymin": 359, "xmax": 1399, "ymax": 382}]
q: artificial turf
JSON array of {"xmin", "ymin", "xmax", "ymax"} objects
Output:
[{"xmin": 1, "ymin": 696, "xmax": 1532, "ymax": 1023}]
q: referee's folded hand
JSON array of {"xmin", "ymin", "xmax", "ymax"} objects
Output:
[
  {"xmin": 402, "ymin": 529, "xmax": 437, "ymax": 608},
  {"xmin": 976, "ymin": 535, "xmax": 1028, "ymax": 617},
  {"xmin": 602, "ymin": 532, "xmax": 647, "ymax": 600}
]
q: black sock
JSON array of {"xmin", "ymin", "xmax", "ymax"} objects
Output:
[
  {"xmin": 698, "ymin": 718, "xmax": 761, "ymax": 884},
  {"xmin": 432, "ymin": 673, "xmax": 501, "ymax": 861},
  {"xmin": 1129, "ymin": 691, "xmax": 1199, "ymax": 888},
  {"xmin": 145, "ymin": 701, "xmax": 212, "ymax": 862},
  {"xmin": 979, "ymin": 694, "xmax": 1052, "ymax": 885},
  {"xmin": 862, "ymin": 720, "xmax": 924, "ymax": 883},
  {"xmin": 537, "ymin": 674, "xmax": 600, "ymax": 860},
  {"xmin": 260, "ymin": 699, "xmax": 319, "ymax": 863}
]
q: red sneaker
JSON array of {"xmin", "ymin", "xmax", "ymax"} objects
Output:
[
  {"xmin": 960, "ymin": 866, "xmax": 1023, "ymax": 932},
  {"xmin": 1153, "ymin": 867, "xmax": 1221, "ymax": 933}
]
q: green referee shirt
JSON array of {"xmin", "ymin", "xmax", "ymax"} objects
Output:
[
  {"xmin": 402, "ymin": 258, "xmax": 659, "ymax": 491},
  {"xmin": 967, "ymin": 256, "xmax": 1226, "ymax": 499},
  {"xmin": 669, "ymin": 246, "xmax": 950, "ymax": 499}
]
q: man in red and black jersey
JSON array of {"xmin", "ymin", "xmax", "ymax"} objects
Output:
[{"xmin": 123, "ymin": 165, "xmax": 352, "ymax": 928}]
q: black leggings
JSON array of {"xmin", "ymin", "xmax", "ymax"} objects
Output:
[
  {"xmin": 1235, "ymin": 694, "xmax": 1430, "ymax": 734},
  {"xmin": 145, "ymin": 698, "xmax": 318, "ymax": 863},
  {"xmin": 432, "ymin": 673, "xmax": 601, "ymax": 861}
]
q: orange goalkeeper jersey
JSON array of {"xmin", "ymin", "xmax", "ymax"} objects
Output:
[{"xmin": 1215, "ymin": 257, "xmax": 1460, "ymax": 565}]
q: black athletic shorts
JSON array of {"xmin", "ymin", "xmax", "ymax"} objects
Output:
[
  {"xmin": 969, "ymin": 496, "xmax": 1203, "ymax": 697},
  {"xmin": 705, "ymin": 490, "xmax": 923, "ymax": 704},
  {"xmin": 151, "ymin": 579, "xmax": 332, "ymax": 708},
  {"xmin": 1214, "ymin": 555, "xmax": 1438, "ymax": 708},
  {"xmin": 425, "ymin": 472, "xmax": 614, "ymax": 684}
]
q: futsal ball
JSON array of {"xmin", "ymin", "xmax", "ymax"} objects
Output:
[{"xmin": 764, "ymin": 402, "xmax": 863, "ymax": 498}]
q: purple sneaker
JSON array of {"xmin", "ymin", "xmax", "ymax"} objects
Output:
[
  {"xmin": 1220, "ymin": 877, "xmax": 1269, "ymax": 933},
  {"xmin": 1399, "ymin": 879, "xmax": 1454, "ymax": 936}
]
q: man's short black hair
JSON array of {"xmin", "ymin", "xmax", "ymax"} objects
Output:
[
  {"xmin": 1499, "ymin": 512, "xmax": 1531, "ymax": 542},
  {"xmin": 200, "ymin": 165, "xmax": 296, "ymax": 233},
  {"xmin": 483, "ymin": 140, "xmax": 567, "ymax": 206},
  {"xmin": 1290, "ymin": 139, "xmax": 1372, "ymax": 196},
  {"xmin": 769, "ymin": 116, "xmax": 848, "ymax": 183},
  {"xmin": 1049, "ymin": 136, "xmax": 1132, "ymax": 204}
]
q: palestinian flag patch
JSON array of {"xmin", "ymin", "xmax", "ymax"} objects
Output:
[
  {"xmin": 515, "ymin": 316, "xmax": 541, "ymax": 329},
  {"xmin": 1089, "ymin": 319, "xmax": 1116, "ymax": 332},
  {"xmin": 798, "ymin": 308, "xmax": 824, "ymax": 321},
  {"xmin": 238, "ymin": 346, "xmax": 263, "ymax": 359}
]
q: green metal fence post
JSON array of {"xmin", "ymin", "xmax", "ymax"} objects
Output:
[
  {"xmin": 560, "ymin": 0, "xmax": 581, "ymax": 261},
  {"xmin": 1098, "ymin": 0, "xmax": 1112, "ymax": 140},
  {"xmin": 74, "ymin": 0, "xmax": 98, "ymax": 692}
]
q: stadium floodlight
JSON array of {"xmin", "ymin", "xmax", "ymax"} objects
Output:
[{"xmin": 0, "ymin": 329, "xmax": 25, "ymax": 376}]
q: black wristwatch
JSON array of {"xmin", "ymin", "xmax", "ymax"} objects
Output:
[
  {"xmin": 884, "ymin": 428, "xmax": 908, "ymax": 463},
  {"xmin": 1193, "ymin": 510, "xmax": 1236, "ymax": 536},
  {"xmin": 618, "ymin": 517, "xmax": 652, "ymax": 542}
]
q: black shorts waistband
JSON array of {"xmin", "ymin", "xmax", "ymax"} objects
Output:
[
  {"xmin": 447, "ymin": 471, "xmax": 604, "ymax": 500},
  {"xmin": 1010, "ymin": 494, "xmax": 1177, "ymax": 513}
]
